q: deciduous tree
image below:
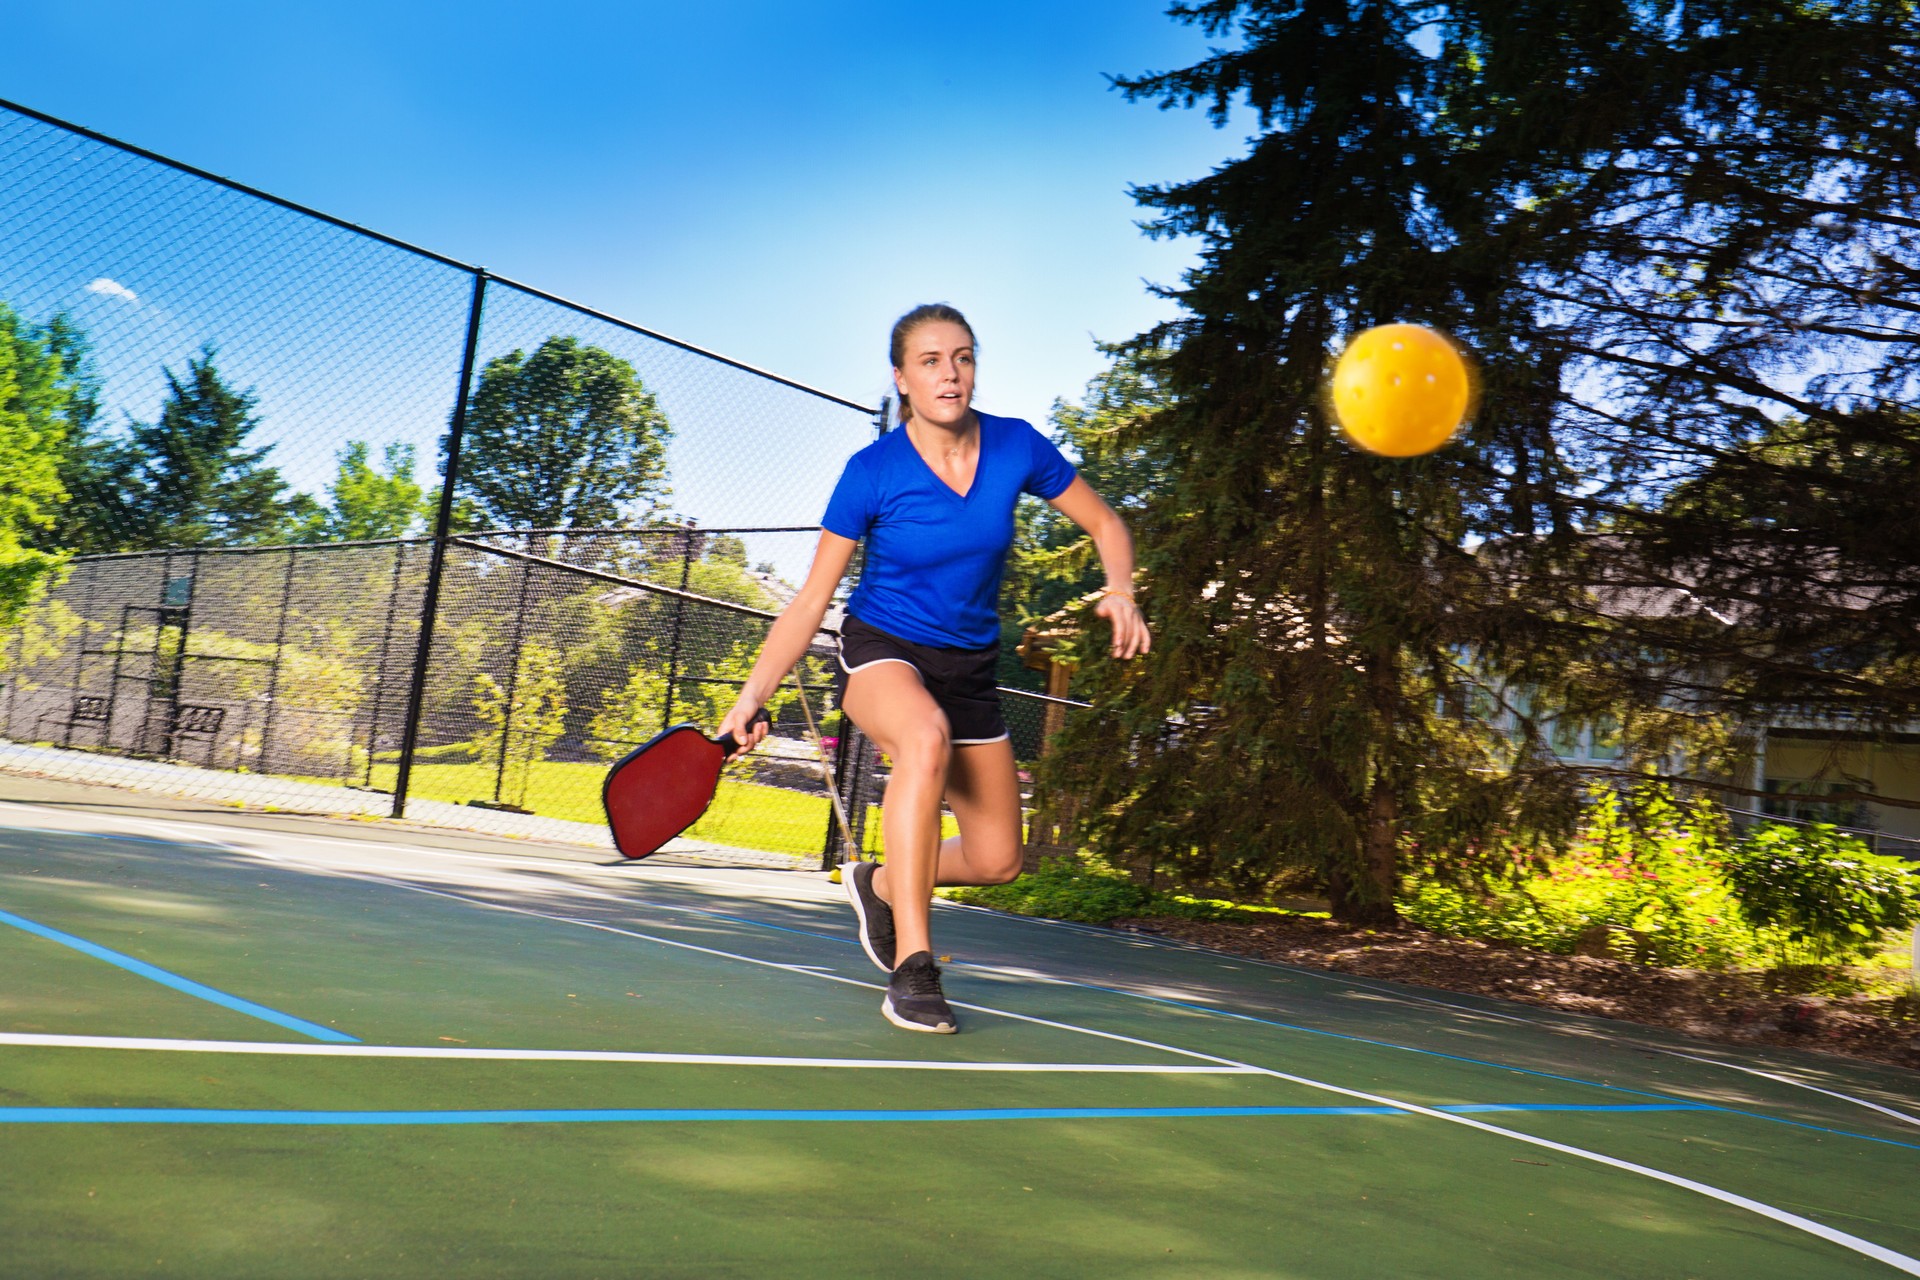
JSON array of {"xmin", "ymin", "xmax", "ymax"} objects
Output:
[
  {"xmin": 448, "ymin": 336, "xmax": 671, "ymax": 532},
  {"xmin": 0, "ymin": 303, "xmax": 69, "ymax": 630},
  {"xmin": 320, "ymin": 440, "xmax": 429, "ymax": 542}
]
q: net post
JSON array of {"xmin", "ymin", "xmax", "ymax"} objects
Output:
[
  {"xmin": 490, "ymin": 554, "xmax": 536, "ymax": 806},
  {"xmin": 660, "ymin": 520, "xmax": 697, "ymax": 729},
  {"xmin": 259, "ymin": 547, "xmax": 297, "ymax": 774},
  {"xmin": 392, "ymin": 269, "xmax": 488, "ymax": 819},
  {"xmin": 363, "ymin": 544, "xmax": 410, "ymax": 787},
  {"xmin": 821, "ymin": 707, "xmax": 852, "ymax": 870}
]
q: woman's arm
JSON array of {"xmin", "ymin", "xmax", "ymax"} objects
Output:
[
  {"xmin": 1047, "ymin": 477, "xmax": 1151, "ymax": 660},
  {"xmin": 717, "ymin": 530, "xmax": 859, "ymax": 754}
]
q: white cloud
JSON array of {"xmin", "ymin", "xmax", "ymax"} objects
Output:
[{"xmin": 85, "ymin": 277, "xmax": 138, "ymax": 304}]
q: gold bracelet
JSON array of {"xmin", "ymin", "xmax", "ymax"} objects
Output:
[{"xmin": 1101, "ymin": 587, "xmax": 1136, "ymax": 602}]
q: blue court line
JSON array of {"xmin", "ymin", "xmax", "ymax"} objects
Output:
[
  {"xmin": 26, "ymin": 828, "xmax": 1908, "ymax": 1150},
  {"xmin": 1035, "ymin": 980, "xmax": 1920, "ymax": 1151},
  {"xmin": 614, "ymin": 899, "xmax": 1920, "ymax": 1153},
  {"xmin": 0, "ymin": 907, "xmax": 357, "ymax": 1044},
  {"xmin": 0, "ymin": 1102, "xmax": 1717, "ymax": 1126}
]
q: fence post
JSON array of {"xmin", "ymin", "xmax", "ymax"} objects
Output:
[
  {"xmin": 362, "ymin": 543, "xmax": 410, "ymax": 787},
  {"xmin": 661, "ymin": 520, "xmax": 697, "ymax": 729},
  {"xmin": 392, "ymin": 269, "xmax": 488, "ymax": 818}
]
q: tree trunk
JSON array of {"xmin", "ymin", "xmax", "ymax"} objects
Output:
[
  {"xmin": 1358, "ymin": 773, "xmax": 1402, "ymax": 924},
  {"xmin": 1327, "ymin": 779, "xmax": 1401, "ymax": 926},
  {"xmin": 1330, "ymin": 646, "xmax": 1404, "ymax": 927}
]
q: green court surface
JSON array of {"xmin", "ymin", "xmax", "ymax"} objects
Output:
[{"xmin": 1, "ymin": 798, "xmax": 1917, "ymax": 1278}]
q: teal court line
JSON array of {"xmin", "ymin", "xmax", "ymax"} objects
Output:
[
  {"xmin": 0, "ymin": 907, "xmax": 357, "ymax": 1044},
  {"xmin": 517, "ymin": 888, "xmax": 1920, "ymax": 1153},
  {"xmin": 0, "ymin": 1102, "xmax": 1717, "ymax": 1126}
]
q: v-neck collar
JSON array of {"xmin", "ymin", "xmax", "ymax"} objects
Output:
[{"xmin": 903, "ymin": 415, "xmax": 985, "ymax": 501}]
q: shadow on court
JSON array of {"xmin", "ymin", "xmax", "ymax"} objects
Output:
[{"xmin": 0, "ymin": 796, "xmax": 1916, "ymax": 1278}]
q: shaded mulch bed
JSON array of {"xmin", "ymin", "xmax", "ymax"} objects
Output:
[{"xmin": 1113, "ymin": 913, "xmax": 1920, "ymax": 1073}]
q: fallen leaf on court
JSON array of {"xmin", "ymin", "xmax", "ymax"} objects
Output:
[
  {"xmin": 1512, "ymin": 1159, "xmax": 1550, "ymax": 1167},
  {"xmin": 438, "ymin": 1036, "xmax": 467, "ymax": 1043}
]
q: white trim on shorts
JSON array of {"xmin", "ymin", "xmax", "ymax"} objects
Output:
[
  {"xmin": 836, "ymin": 638, "xmax": 922, "ymax": 680},
  {"xmin": 836, "ymin": 631, "xmax": 1006, "ymax": 744}
]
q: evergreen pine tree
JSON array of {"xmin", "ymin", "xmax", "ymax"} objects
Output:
[
  {"xmin": 122, "ymin": 348, "xmax": 316, "ymax": 548},
  {"xmin": 1056, "ymin": 1, "xmax": 1920, "ymax": 920},
  {"xmin": 1534, "ymin": 1, "xmax": 1920, "ymax": 747},
  {"xmin": 1060, "ymin": 1, "xmax": 1664, "ymax": 921}
]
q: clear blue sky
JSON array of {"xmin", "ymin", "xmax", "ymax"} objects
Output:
[
  {"xmin": 1, "ymin": 2, "xmax": 1252, "ymax": 557},
  {"xmin": 2, "ymin": 1, "xmax": 1239, "ymax": 416}
]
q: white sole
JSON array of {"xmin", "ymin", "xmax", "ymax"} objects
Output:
[
  {"xmin": 882, "ymin": 994, "xmax": 957, "ymax": 1034},
  {"xmin": 842, "ymin": 863, "xmax": 894, "ymax": 973}
]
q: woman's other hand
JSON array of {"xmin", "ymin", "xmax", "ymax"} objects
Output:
[{"xmin": 1095, "ymin": 592, "xmax": 1151, "ymax": 660}]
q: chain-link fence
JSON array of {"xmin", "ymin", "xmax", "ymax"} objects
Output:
[{"xmin": 0, "ymin": 98, "xmax": 1092, "ymax": 865}]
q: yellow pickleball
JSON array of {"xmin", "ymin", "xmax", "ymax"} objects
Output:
[{"xmin": 1330, "ymin": 323, "xmax": 1472, "ymax": 457}]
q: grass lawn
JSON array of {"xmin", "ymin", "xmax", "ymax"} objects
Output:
[
  {"xmin": 329, "ymin": 759, "xmax": 961, "ymax": 858},
  {"xmin": 307, "ymin": 760, "xmax": 831, "ymax": 857}
]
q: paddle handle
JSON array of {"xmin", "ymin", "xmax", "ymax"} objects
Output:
[{"xmin": 715, "ymin": 706, "xmax": 770, "ymax": 755}]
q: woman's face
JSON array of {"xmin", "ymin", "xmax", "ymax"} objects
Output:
[{"xmin": 893, "ymin": 320, "xmax": 975, "ymax": 429}]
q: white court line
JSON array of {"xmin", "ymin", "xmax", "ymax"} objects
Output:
[
  {"xmin": 248, "ymin": 847, "xmax": 1920, "ymax": 1274},
  {"xmin": 942, "ymin": 900, "xmax": 1537, "ymax": 1025},
  {"xmin": 257, "ymin": 854, "xmax": 1253, "ymax": 1069},
  {"xmin": 0, "ymin": 801, "xmax": 839, "ymax": 904},
  {"xmin": 1237, "ymin": 1062, "xmax": 1920, "ymax": 1275},
  {"xmin": 11, "ymin": 805, "xmax": 1920, "ymax": 1273},
  {"xmin": 7, "ymin": 812, "xmax": 1258, "ymax": 1069},
  {"xmin": 0, "ymin": 1033, "xmax": 1252, "ymax": 1074},
  {"xmin": 1659, "ymin": 1050, "xmax": 1920, "ymax": 1129}
]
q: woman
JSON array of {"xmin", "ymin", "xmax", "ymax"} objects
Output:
[{"xmin": 718, "ymin": 303, "xmax": 1149, "ymax": 1033}]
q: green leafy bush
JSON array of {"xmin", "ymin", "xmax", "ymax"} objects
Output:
[
  {"xmin": 1723, "ymin": 823, "xmax": 1920, "ymax": 965},
  {"xmin": 1401, "ymin": 784, "xmax": 1761, "ymax": 967},
  {"xmin": 945, "ymin": 853, "xmax": 1251, "ymax": 925}
]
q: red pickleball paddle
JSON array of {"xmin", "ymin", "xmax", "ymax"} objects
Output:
[{"xmin": 602, "ymin": 709, "xmax": 768, "ymax": 859}]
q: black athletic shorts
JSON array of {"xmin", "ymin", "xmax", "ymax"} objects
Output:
[{"xmin": 835, "ymin": 614, "xmax": 1009, "ymax": 745}]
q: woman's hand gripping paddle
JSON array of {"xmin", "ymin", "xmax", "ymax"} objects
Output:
[{"xmin": 602, "ymin": 708, "xmax": 769, "ymax": 859}]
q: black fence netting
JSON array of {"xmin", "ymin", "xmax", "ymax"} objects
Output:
[
  {"xmin": 2, "ymin": 543, "xmax": 428, "ymax": 785},
  {"xmin": 0, "ymin": 98, "xmax": 1093, "ymax": 864}
]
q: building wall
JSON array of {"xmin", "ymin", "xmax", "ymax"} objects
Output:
[{"xmin": 1762, "ymin": 733, "xmax": 1920, "ymax": 842}]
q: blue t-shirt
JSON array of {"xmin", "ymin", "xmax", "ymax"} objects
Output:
[{"xmin": 822, "ymin": 410, "xmax": 1078, "ymax": 649}]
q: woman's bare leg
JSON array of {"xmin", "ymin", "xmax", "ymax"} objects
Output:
[
  {"xmin": 933, "ymin": 737, "xmax": 1024, "ymax": 886},
  {"xmin": 841, "ymin": 662, "xmax": 949, "ymax": 960}
]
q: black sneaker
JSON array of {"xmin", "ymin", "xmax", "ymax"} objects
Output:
[
  {"xmin": 883, "ymin": 951, "xmax": 957, "ymax": 1034},
  {"xmin": 843, "ymin": 860, "xmax": 896, "ymax": 972}
]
